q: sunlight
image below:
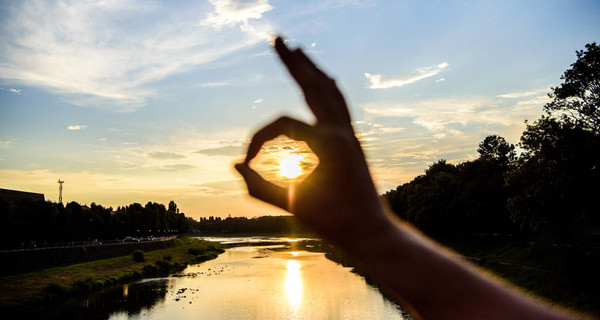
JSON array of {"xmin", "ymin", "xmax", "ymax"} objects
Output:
[
  {"xmin": 286, "ymin": 259, "xmax": 303, "ymax": 316},
  {"xmin": 279, "ymin": 153, "xmax": 303, "ymax": 179}
]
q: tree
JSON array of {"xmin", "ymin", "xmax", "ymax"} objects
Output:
[
  {"xmin": 507, "ymin": 43, "xmax": 600, "ymax": 237},
  {"xmin": 544, "ymin": 42, "xmax": 600, "ymax": 134},
  {"xmin": 477, "ymin": 135, "xmax": 515, "ymax": 166}
]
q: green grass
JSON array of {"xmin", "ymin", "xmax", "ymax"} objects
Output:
[{"xmin": 0, "ymin": 236, "xmax": 224, "ymax": 312}]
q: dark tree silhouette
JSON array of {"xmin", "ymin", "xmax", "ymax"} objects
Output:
[
  {"xmin": 477, "ymin": 135, "xmax": 515, "ymax": 166},
  {"xmin": 545, "ymin": 42, "xmax": 600, "ymax": 134}
]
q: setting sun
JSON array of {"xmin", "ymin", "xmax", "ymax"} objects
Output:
[{"xmin": 279, "ymin": 154, "xmax": 303, "ymax": 179}]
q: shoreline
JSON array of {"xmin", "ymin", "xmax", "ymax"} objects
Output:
[{"xmin": 0, "ymin": 236, "xmax": 224, "ymax": 316}]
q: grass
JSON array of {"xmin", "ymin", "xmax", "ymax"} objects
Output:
[{"xmin": 0, "ymin": 236, "xmax": 224, "ymax": 313}]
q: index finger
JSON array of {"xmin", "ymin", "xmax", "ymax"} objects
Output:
[{"xmin": 274, "ymin": 37, "xmax": 351, "ymax": 126}]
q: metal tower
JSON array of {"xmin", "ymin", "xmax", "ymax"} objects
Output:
[{"xmin": 58, "ymin": 179, "xmax": 64, "ymax": 204}]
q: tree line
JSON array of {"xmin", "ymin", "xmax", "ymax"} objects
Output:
[
  {"xmin": 383, "ymin": 43, "xmax": 600, "ymax": 255},
  {"xmin": 187, "ymin": 215, "xmax": 310, "ymax": 236},
  {"xmin": 0, "ymin": 199, "xmax": 189, "ymax": 249}
]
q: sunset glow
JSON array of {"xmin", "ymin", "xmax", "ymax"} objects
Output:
[
  {"xmin": 0, "ymin": 1, "xmax": 598, "ymax": 219},
  {"xmin": 279, "ymin": 154, "xmax": 302, "ymax": 179}
]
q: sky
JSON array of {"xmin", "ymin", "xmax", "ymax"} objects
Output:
[{"xmin": 1, "ymin": 0, "xmax": 599, "ymax": 219}]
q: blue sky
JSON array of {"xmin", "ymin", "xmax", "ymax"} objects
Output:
[{"xmin": 1, "ymin": 0, "xmax": 599, "ymax": 218}]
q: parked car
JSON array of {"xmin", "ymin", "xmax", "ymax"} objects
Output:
[{"xmin": 123, "ymin": 236, "xmax": 139, "ymax": 243}]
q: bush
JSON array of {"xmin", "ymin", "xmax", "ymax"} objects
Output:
[
  {"xmin": 117, "ymin": 272, "xmax": 133, "ymax": 283},
  {"xmin": 155, "ymin": 260, "xmax": 173, "ymax": 274},
  {"xmin": 72, "ymin": 278, "xmax": 93, "ymax": 294},
  {"xmin": 43, "ymin": 282, "xmax": 68, "ymax": 299},
  {"xmin": 132, "ymin": 249, "xmax": 145, "ymax": 262},
  {"xmin": 142, "ymin": 264, "xmax": 158, "ymax": 277},
  {"xmin": 91, "ymin": 279, "xmax": 104, "ymax": 291},
  {"xmin": 188, "ymin": 247, "xmax": 206, "ymax": 255},
  {"xmin": 132, "ymin": 270, "xmax": 143, "ymax": 279}
]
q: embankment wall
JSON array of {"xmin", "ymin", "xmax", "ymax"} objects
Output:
[{"xmin": 0, "ymin": 240, "xmax": 175, "ymax": 274}]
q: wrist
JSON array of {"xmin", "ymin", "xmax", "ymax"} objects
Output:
[{"xmin": 345, "ymin": 207, "xmax": 401, "ymax": 260}]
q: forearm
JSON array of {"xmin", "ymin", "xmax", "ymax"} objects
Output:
[{"xmin": 348, "ymin": 209, "xmax": 577, "ymax": 320}]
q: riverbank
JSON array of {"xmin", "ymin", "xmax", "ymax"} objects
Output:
[
  {"xmin": 0, "ymin": 236, "xmax": 178, "ymax": 275},
  {"xmin": 0, "ymin": 236, "xmax": 224, "ymax": 316}
]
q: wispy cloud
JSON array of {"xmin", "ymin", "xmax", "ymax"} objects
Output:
[
  {"xmin": 0, "ymin": 88, "xmax": 21, "ymax": 95},
  {"xmin": 365, "ymin": 62, "xmax": 449, "ymax": 89},
  {"xmin": 158, "ymin": 164, "xmax": 196, "ymax": 172},
  {"xmin": 200, "ymin": 0, "xmax": 273, "ymax": 28},
  {"xmin": 0, "ymin": 1, "xmax": 273, "ymax": 110},
  {"xmin": 67, "ymin": 125, "xmax": 88, "ymax": 131},
  {"xmin": 497, "ymin": 88, "xmax": 549, "ymax": 98},
  {"xmin": 361, "ymin": 97, "xmax": 543, "ymax": 132},
  {"xmin": 195, "ymin": 145, "xmax": 244, "ymax": 157},
  {"xmin": 148, "ymin": 152, "xmax": 186, "ymax": 160},
  {"xmin": 198, "ymin": 80, "xmax": 234, "ymax": 88},
  {"xmin": 191, "ymin": 179, "xmax": 242, "ymax": 196},
  {"xmin": 0, "ymin": 140, "xmax": 15, "ymax": 148}
]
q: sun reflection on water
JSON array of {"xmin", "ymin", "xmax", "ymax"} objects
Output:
[{"xmin": 285, "ymin": 258, "xmax": 303, "ymax": 317}]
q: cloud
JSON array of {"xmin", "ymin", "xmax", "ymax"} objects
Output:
[
  {"xmin": 195, "ymin": 145, "xmax": 244, "ymax": 157},
  {"xmin": 515, "ymin": 95, "xmax": 552, "ymax": 108},
  {"xmin": 1, "ymin": 88, "xmax": 21, "ymax": 94},
  {"xmin": 435, "ymin": 78, "xmax": 445, "ymax": 83},
  {"xmin": 200, "ymin": 0, "xmax": 273, "ymax": 28},
  {"xmin": 354, "ymin": 123, "xmax": 405, "ymax": 142},
  {"xmin": 253, "ymin": 98, "xmax": 263, "ymax": 103},
  {"xmin": 0, "ymin": 140, "xmax": 15, "ymax": 148},
  {"xmin": 361, "ymin": 97, "xmax": 542, "ymax": 132},
  {"xmin": 198, "ymin": 80, "xmax": 233, "ymax": 88},
  {"xmin": 497, "ymin": 88, "xmax": 549, "ymax": 98},
  {"xmin": 0, "ymin": 1, "xmax": 272, "ymax": 110},
  {"xmin": 148, "ymin": 152, "xmax": 186, "ymax": 160},
  {"xmin": 67, "ymin": 125, "xmax": 88, "ymax": 131},
  {"xmin": 365, "ymin": 62, "xmax": 449, "ymax": 89},
  {"xmin": 157, "ymin": 164, "xmax": 196, "ymax": 172},
  {"xmin": 191, "ymin": 179, "xmax": 242, "ymax": 196}
]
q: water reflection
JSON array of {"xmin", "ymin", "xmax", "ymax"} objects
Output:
[
  {"xmin": 34, "ymin": 242, "xmax": 408, "ymax": 319},
  {"xmin": 36, "ymin": 278, "xmax": 169, "ymax": 320},
  {"xmin": 285, "ymin": 258, "xmax": 302, "ymax": 317}
]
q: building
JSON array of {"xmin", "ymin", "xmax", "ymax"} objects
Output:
[{"xmin": 0, "ymin": 188, "xmax": 45, "ymax": 202}]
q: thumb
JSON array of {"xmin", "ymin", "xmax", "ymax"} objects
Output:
[{"xmin": 235, "ymin": 162, "xmax": 289, "ymax": 211}]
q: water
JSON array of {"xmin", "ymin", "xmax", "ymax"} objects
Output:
[{"xmin": 45, "ymin": 239, "xmax": 409, "ymax": 319}]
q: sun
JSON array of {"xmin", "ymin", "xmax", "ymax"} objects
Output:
[{"xmin": 279, "ymin": 154, "xmax": 303, "ymax": 179}]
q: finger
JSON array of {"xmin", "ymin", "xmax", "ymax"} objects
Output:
[
  {"xmin": 235, "ymin": 163, "xmax": 288, "ymax": 211},
  {"xmin": 274, "ymin": 37, "xmax": 351, "ymax": 126},
  {"xmin": 244, "ymin": 116, "xmax": 315, "ymax": 164}
]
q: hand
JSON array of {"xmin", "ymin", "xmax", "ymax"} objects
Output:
[
  {"xmin": 235, "ymin": 37, "xmax": 579, "ymax": 320},
  {"xmin": 235, "ymin": 37, "xmax": 392, "ymax": 248}
]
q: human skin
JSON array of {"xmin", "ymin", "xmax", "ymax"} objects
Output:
[{"xmin": 235, "ymin": 37, "xmax": 578, "ymax": 320}]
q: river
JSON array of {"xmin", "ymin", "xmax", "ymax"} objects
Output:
[{"xmin": 43, "ymin": 237, "xmax": 410, "ymax": 319}]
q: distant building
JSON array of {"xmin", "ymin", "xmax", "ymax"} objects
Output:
[{"xmin": 0, "ymin": 188, "xmax": 45, "ymax": 202}]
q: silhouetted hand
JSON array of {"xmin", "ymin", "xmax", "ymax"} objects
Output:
[
  {"xmin": 235, "ymin": 37, "xmax": 577, "ymax": 320},
  {"xmin": 235, "ymin": 37, "xmax": 391, "ymax": 249}
]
